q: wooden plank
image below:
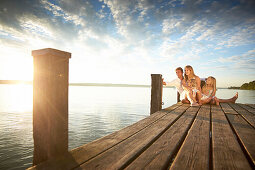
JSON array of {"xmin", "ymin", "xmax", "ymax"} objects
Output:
[
  {"xmin": 219, "ymin": 103, "xmax": 238, "ymax": 115},
  {"xmin": 76, "ymin": 105, "xmax": 190, "ymax": 169},
  {"xmin": 170, "ymin": 105, "xmax": 210, "ymax": 170},
  {"xmin": 125, "ymin": 105, "xmax": 200, "ymax": 170},
  {"xmin": 28, "ymin": 103, "xmax": 183, "ymax": 170},
  {"xmin": 229, "ymin": 103, "xmax": 255, "ymax": 128},
  {"xmin": 211, "ymin": 105, "xmax": 251, "ymax": 170},
  {"xmin": 247, "ymin": 104, "xmax": 255, "ymax": 109},
  {"xmin": 238, "ymin": 103, "xmax": 255, "ymax": 115},
  {"xmin": 226, "ymin": 114, "xmax": 255, "ymax": 165}
]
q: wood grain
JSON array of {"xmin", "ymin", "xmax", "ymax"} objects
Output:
[
  {"xmin": 150, "ymin": 74, "xmax": 163, "ymax": 114},
  {"xmin": 32, "ymin": 48, "xmax": 70, "ymax": 165},
  {"xmin": 170, "ymin": 105, "xmax": 210, "ymax": 170},
  {"xmin": 246, "ymin": 104, "xmax": 255, "ymax": 109},
  {"xmin": 226, "ymin": 114, "xmax": 255, "ymax": 165},
  {"xmin": 238, "ymin": 103, "xmax": 255, "ymax": 115},
  {"xmin": 28, "ymin": 104, "xmax": 182, "ymax": 170},
  {"xmin": 211, "ymin": 105, "xmax": 251, "ymax": 170},
  {"xmin": 125, "ymin": 106, "xmax": 199, "ymax": 170},
  {"xmin": 220, "ymin": 103, "xmax": 238, "ymax": 115},
  {"xmin": 229, "ymin": 103, "xmax": 255, "ymax": 128},
  {"xmin": 76, "ymin": 105, "xmax": 189, "ymax": 169}
]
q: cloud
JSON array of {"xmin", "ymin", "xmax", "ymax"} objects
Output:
[
  {"xmin": 217, "ymin": 48, "xmax": 255, "ymax": 70},
  {"xmin": 0, "ymin": 0, "xmax": 255, "ymax": 85}
]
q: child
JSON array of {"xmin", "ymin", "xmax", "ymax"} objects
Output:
[
  {"xmin": 201, "ymin": 76, "xmax": 238, "ymax": 105},
  {"xmin": 201, "ymin": 76, "xmax": 216, "ymax": 104},
  {"xmin": 182, "ymin": 65, "xmax": 202, "ymax": 106}
]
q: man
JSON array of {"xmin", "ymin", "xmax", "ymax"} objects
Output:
[{"xmin": 163, "ymin": 67, "xmax": 190, "ymax": 104}]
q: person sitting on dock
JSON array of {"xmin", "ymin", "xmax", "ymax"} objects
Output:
[
  {"xmin": 200, "ymin": 76, "xmax": 239, "ymax": 105},
  {"xmin": 200, "ymin": 76, "xmax": 216, "ymax": 104},
  {"xmin": 163, "ymin": 67, "xmax": 191, "ymax": 104},
  {"xmin": 182, "ymin": 65, "xmax": 202, "ymax": 106}
]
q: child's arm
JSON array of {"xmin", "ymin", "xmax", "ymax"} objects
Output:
[{"xmin": 211, "ymin": 87, "xmax": 216, "ymax": 97}]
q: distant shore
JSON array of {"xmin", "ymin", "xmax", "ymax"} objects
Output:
[{"xmin": 228, "ymin": 80, "xmax": 255, "ymax": 90}]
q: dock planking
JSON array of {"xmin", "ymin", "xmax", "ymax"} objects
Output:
[
  {"xmin": 28, "ymin": 103, "xmax": 255, "ymax": 170},
  {"xmin": 170, "ymin": 104, "xmax": 210, "ymax": 170},
  {"xmin": 212, "ymin": 105, "xmax": 251, "ymax": 169},
  {"xmin": 230, "ymin": 103, "xmax": 255, "ymax": 128}
]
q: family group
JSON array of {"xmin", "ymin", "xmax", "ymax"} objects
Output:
[{"xmin": 163, "ymin": 65, "xmax": 238, "ymax": 106}]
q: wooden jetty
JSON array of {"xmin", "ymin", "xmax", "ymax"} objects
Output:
[{"xmin": 28, "ymin": 48, "xmax": 255, "ymax": 170}]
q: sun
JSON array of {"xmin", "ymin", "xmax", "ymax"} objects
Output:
[{"xmin": 0, "ymin": 46, "xmax": 33, "ymax": 81}]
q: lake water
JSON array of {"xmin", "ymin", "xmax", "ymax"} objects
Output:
[{"xmin": 0, "ymin": 84, "xmax": 254, "ymax": 170}]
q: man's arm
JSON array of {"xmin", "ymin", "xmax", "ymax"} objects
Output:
[{"xmin": 164, "ymin": 79, "xmax": 179, "ymax": 87}]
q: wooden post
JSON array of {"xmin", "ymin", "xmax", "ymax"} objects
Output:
[
  {"xmin": 32, "ymin": 48, "xmax": 71, "ymax": 165},
  {"xmin": 177, "ymin": 92, "xmax": 181, "ymax": 102},
  {"xmin": 150, "ymin": 74, "xmax": 163, "ymax": 115}
]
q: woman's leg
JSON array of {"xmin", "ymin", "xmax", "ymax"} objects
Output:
[
  {"xmin": 215, "ymin": 92, "xmax": 238, "ymax": 105},
  {"xmin": 196, "ymin": 91, "xmax": 202, "ymax": 105},
  {"xmin": 185, "ymin": 90, "xmax": 199, "ymax": 106}
]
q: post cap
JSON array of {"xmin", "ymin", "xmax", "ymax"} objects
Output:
[{"xmin": 32, "ymin": 48, "xmax": 71, "ymax": 58}]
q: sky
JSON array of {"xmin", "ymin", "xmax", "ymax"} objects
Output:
[{"xmin": 0, "ymin": 0, "xmax": 255, "ymax": 87}]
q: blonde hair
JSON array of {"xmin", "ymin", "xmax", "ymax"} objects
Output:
[
  {"xmin": 184, "ymin": 65, "xmax": 196, "ymax": 81},
  {"xmin": 206, "ymin": 76, "xmax": 216, "ymax": 92}
]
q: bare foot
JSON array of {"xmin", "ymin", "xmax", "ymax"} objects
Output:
[
  {"xmin": 215, "ymin": 97, "xmax": 220, "ymax": 106},
  {"xmin": 231, "ymin": 92, "xmax": 238, "ymax": 103},
  {"xmin": 191, "ymin": 102, "xmax": 199, "ymax": 107}
]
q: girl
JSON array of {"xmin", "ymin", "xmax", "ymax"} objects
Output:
[
  {"xmin": 182, "ymin": 65, "xmax": 202, "ymax": 106},
  {"xmin": 201, "ymin": 76, "xmax": 216, "ymax": 104},
  {"xmin": 201, "ymin": 76, "xmax": 238, "ymax": 105}
]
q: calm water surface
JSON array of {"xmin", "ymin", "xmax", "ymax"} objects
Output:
[{"xmin": 0, "ymin": 84, "xmax": 254, "ymax": 169}]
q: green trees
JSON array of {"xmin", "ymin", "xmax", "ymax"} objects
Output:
[{"xmin": 240, "ymin": 81, "xmax": 255, "ymax": 90}]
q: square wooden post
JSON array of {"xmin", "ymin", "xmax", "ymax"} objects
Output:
[
  {"xmin": 150, "ymin": 74, "xmax": 163, "ymax": 115},
  {"xmin": 32, "ymin": 48, "xmax": 71, "ymax": 165},
  {"xmin": 177, "ymin": 92, "xmax": 181, "ymax": 102}
]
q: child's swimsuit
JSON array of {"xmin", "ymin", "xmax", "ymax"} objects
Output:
[{"xmin": 201, "ymin": 89, "xmax": 213, "ymax": 100}]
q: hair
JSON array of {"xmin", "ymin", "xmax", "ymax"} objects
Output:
[
  {"xmin": 175, "ymin": 67, "xmax": 183, "ymax": 73},
  {"xmin": 184, "ymin": 65, "xmax": 196, "ymax": 81},
  {"xmin": 207, "ymin": 76, "xmax": 216, "ymax": 92}
]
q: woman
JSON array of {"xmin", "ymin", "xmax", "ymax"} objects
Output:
[{"xmin": 182, "ymin": 65, "xmax": 202, "ymax": 106}]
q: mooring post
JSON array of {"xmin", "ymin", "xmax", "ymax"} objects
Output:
[
  {"xmin": 177, "ymin": 92, "xmax": 181, "ymax": 102},
  {"xmin": 150, "ymin": 74, "xmax": 163, "ymax": 115},
  {"xmin": 32, "ymin": 48, "xmax": 71, "ymax": 165}
]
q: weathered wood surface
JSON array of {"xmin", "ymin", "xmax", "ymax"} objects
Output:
[
  {"xmin": 230, "ymin": 103, "xmax": 255, "ymax": 128},
  {"xmin": 32, "ymin": 48, "xmax": 71, "ymax": 165},
  {"xmin": 150, "ymin": 74, "xmax": 163, "ymax": 114},
  {"xmin": 212, "ymin": 105, "xmax": 251, "ymax": 169},
  {"xmin": 28, "ymin": 103, "xmax": 255, "ymax": 170},
  {"xmin": 170, "ymin": 105, "xmax": 210, "ymax": 170},
  {"xmin": 126, "ymin": 106, "xmax": 199, "ymax": 170}
]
